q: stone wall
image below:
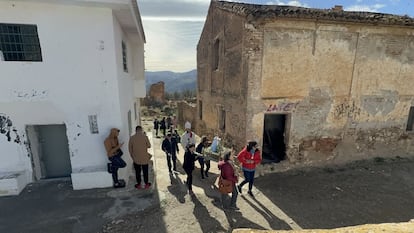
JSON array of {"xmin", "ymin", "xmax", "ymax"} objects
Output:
[
  {"xmin": 148, "ymin": 81, "xmax": 165, "ymax": 103},
  {"xmin": 177, "ymin": 101, "xmax": 197, "ymax": 131},
  {"xmin": 249, "ymin": 18, "xmax": 414, "ymax": 164},
  {"xmin": 197, "ymin": 4, "xmax": 248, "ymax": 149},
  {"xmin": 198, "ymin": 2, "xmax": 414, "ymax": 166}
]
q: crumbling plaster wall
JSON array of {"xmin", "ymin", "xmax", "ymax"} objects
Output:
[
  {"xmin": 247, "ymin": 18, "xmax": 414, "ymax": 164},
  {"xmin": 197, "ymin": 8, "xmax": 248, "ymax": 147}
]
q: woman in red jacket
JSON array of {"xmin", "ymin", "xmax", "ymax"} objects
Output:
[
  {"xmin": 237, "ymin": 140, "xmax": 261, "ymax": 197},
  {"xmin": 218, "ymin": 151, "xmax": 239, "ymax": 210}
]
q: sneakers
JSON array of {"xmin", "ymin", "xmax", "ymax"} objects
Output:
[
  {"xmin": 144, "ymin": 183, "xmax": 151, "ymax": 189},
  {"xmin": 205, "ymin": 172, "xmax": 209, "ymax": 177},
  {"xmin": 237, "ymin": 185, "xmax": 242, "ymax": 193},
  {"xmin": 135, "ymin": 183, "xmax": 142, "ymax": 189},
  {"xmin": 113, "ymin": 182, "xmax": 125, "ymax": 188},
  {"xmin": 247, "ymin": 190, "xmax": 254, "ymax": 197}
]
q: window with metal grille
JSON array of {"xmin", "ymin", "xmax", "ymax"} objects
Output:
[
  {"xmin": 122, "ymin": 41, "xmax": 128, "ymax": 72},
  {"xmin": 0, "ymin": 23, "xmax": 42, "ymax": 62}
]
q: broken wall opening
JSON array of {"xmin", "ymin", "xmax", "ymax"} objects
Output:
[{"xmin": 262, "ymin": 113, "xmax": 287, "ymax": 163}]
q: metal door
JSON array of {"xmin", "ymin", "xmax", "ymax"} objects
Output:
[{"xmin": 37, "ymin": 124, "xmax": 72, "ymax": 178}]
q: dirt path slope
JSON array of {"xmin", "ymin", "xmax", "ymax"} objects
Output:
[{"xmin": 102, "ymin": 125, "xmax": 414, "ymax": 233}]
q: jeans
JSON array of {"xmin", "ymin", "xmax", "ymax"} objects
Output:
[
  {"xmin": 166, "ymin": 153, "xmax": 177, "ymax": 171},
  {"xmin": 239, "ymin": 169, "xmax": 255, "ymax": 191},
  {"xmin": 109, "ymin": 155, "xmax": 126, "ymax": 183}
]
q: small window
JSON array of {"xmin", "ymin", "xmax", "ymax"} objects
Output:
[
  {"xmin": 406, "ymin": 107, "xmax": 414, "ymax": 131},
  {"xmin": 128, "ymin": 110, "xmax": 132, "ymax": 136},
  {"xmin": 134, "ymin": 102, "xmax": 137, "ymax": 120},
  {"xmin": 0, "ymin": 23, "xmax": 42, "ymax": 62},
  {"xmin": 212, "ymin": 39, "xmax": 219, "ymax": 70},
  {"xmin": 198, "ymin": 100, "xmax": 203, "ymax": 120},
  {"xmin": 122, "ymin": 41, "xmax": 128, "ymax": 72},
  {"xmin": 218, "ymin": 107, "xmax": 225, "ymax": 131}
]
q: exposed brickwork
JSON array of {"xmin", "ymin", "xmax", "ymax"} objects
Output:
[{"xmin": 198, "ymin": 1, "xmax": 414, "ymax": 168}]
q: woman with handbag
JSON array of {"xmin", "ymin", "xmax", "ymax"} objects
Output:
[
  {"xmin": 104, "ymin": 128, "xmax": 126, "ymax": 188},
  {"xmin": 218, "ymin": 151, "xmax": 239, "ymax": 210}
]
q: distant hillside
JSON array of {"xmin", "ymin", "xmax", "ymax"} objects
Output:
[{"xmin": 145, "ymin": 69, "xmax": 197, "ymax": 93}]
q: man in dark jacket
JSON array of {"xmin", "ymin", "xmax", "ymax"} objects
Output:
[
  {"xmin": 153, "ymin": 118, "xmax": 159, "ymax": 137},
  {"xmin": 161, "ymin": 132, "xmax": 179, "ymax": 173}
]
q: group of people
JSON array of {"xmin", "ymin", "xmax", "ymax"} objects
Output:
[
  {"xmin": 104, "ymin": 126, "xmax": 152, "ymax": 189},
  {"xmin": 219, "ymin": 140, "xmax": 261, "ymax": 210},
  {"xmin": 162, "ymin": 121, "xmax": 262, "ymax": 210},
  {"xmin": 154, "ymin": 115, "xmax": 177, "ymax": 138},
  {"xmin": 104, "ymin": 120, "xmax": 262, "ymax": 212}
]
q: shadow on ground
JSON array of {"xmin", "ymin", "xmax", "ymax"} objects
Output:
[{"xmin": 254, "ymin": 157, "xmax": 414, "ymax": 229}]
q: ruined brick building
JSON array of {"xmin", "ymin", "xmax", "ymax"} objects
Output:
[{"xmin": 196, "ymin": 1, "xmax": 414, "ymax": 165}]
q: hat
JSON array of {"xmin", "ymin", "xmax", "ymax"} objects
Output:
[
  {"xmin": 184, "ymin": 121, "xmax": 191, "ymax": 129},
  {"xmin": 167, "ymin": 132, "xmax": 172, "ymax": 136}
]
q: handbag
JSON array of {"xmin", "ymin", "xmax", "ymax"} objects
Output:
[
  {"xmin": 114, "ymin": 149, "xmax": 123, "ymax": 157},
  {"xmin": 218, "ymin": 175, "xmax": 233, "ymax": 194}
]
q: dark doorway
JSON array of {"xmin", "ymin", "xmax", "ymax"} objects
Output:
[{"xmin": 262, "ymin": 114, "xmax": 286, "ymax": 163}]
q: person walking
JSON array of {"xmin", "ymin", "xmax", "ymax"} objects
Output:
[
  {"xmin": 153, "ymin": 118, "xmax": 159, "ymax": 137},
  {"xmin": 160, "ymin": 117, "xmax": 166, "ymax": 137},
  {"xmin": 218, "ymin": 151, "xmax": 239, "ymax": 210},
  {"xmin": 172, "ymin": 115, "xmax": 177, "ymax": 130},
  {"xmin": 129, "ymin": 126, "xmax": 152, "ymax": 189},
  {"xmin": 104, "ymin": 128, "xmax": 126, "ymax": 188},
  {"xmin": 182, "ymin": 143, "xmax": 198, "ymax": 195},
  {"xmin": 196, "ymin": 136, "xmax": 210, "ymax": 179},
  {"xmin": 166, "ymin": 115, "xmax": 172, "ymax": 129},
  {"xmin": 237, "ymin": 140, "xmax": 262, "ymax": 197},
  {"xmin": 161, "ymin": 132, "xmax": 179, "ymax": 173},
  {"xmin": 181, "ymin": 121, "xmax": 196, "ymax": 151}
]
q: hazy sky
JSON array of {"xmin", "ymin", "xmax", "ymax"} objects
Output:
[{"xmin": 138, "ymin": 0, "xmax": 414, "ymax": 72}]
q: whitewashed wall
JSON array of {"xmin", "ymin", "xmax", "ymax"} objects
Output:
[{"xmin": 0, "ymin": 1, "xmax": 146, "ymax": 191}]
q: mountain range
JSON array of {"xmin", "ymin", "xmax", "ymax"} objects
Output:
[{"xmin": 145, "ymin": 69, "xmax": 197, "ymax": 93}]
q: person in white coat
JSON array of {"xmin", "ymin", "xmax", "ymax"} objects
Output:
[{"xmin": 181, "ymin": 121, "xmax": 196, "ymax": 151}]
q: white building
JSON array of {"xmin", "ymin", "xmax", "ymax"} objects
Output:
[{"xmin": 0, "ymin": 0, "xmax": 146, "ymax": 196}]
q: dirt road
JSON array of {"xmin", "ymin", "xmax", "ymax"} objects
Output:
[{"xmin": 102, "ymin": 124, "xmax": 414, "ymax": 233}]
